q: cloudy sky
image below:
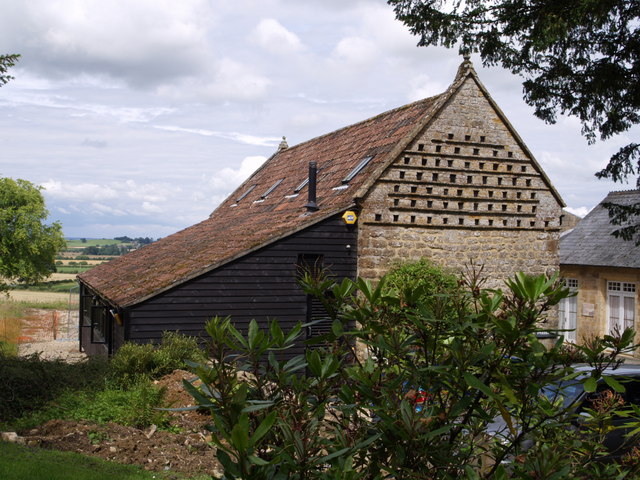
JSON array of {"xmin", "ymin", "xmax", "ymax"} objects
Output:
[{"xmin": 0, "ymin": 0, "xmax": 636, "ymax": 239}]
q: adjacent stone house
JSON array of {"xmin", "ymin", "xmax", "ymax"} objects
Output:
[
  {"xmin": 78, "ymin": 59, "xmax": 565, "ymax": 356},
  {"xmin": 559, "ymin": 190, "xmax": 640, "ymax": 349}
]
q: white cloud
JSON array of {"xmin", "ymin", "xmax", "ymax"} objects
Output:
[
  {"xmin": 253, "ymin": 18, "xmax": 304, "ymax": 55},
  {"xmin": 565, "ymin": 206, "xmax": 591, "ymax": 218},
  {"xmin": 42, "ymin": 180, "xmax": 119, "ymax": 201},
  {"xmin": 331, "ymin": 36, "xmax": 377, "ymax": 68},
  {"xmin": 208, "ymin": 156, "xmax": 267, "ymax": 191},
  {"xmin": 154, "ymin": 125, "xmax": 280, "ymax": 147},
  {"xmin": 0, "ymin": 0, "xmax": 216, "ymax": 87},
  {"xmin": 156, "ymin": 58, "xmax": 271, "ymax": 102}
]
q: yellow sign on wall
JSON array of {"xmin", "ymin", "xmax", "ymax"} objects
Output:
[{"xmin": 342, "ymin": 210, "xmax": 358, "ymax": 224}]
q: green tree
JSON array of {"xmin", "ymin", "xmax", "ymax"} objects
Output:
[
  {"xmin": 387, "ymin": 0, "xmax": 640, "ymax": 241},
  {"xmin": 0, "ymin": 178, "xmax": 66, "ymax": 291},
  {"xmin": 0, "ymin": 54, "xmax": 19, "ymax": 87},
  {"xmin": 183, "ymin": 269, "xmax": 640, "ymax": 479}
]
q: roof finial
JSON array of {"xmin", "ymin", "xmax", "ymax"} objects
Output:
[{"xmin": 278, "ymin": 136, "xmax": 289, "ymax": 150}]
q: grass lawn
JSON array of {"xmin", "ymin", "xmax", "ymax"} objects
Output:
[{"xmin": 0, "ymin": 442, "xmax": 177, "ymax": 480}]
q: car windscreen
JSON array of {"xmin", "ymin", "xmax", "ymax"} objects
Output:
[{"xmin": 542, "ymin": 380, "xmax": 584, "ymax": 409}]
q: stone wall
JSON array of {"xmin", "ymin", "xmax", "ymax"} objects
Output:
[{"xmin": 357, "ymin": 74, "xmax": 563, "ymax": 290}]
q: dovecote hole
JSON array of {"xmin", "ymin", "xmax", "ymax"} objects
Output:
[
  {"xmin": 393, "ymin": 214, "xmax": 399, "ymax": 222},
  {"xmin": 399, "ymin": 171, "xmax": 405, "ymax": 179},
  {"xmin": 525, "ymin": 179, "xmax": 532, "ymax": 186},
  {"xmin": 443, "ymin": 188, "xmax": 449, "ymax": 195},
  {"xmin": 416, "ymin": 172, "xmax": 423, "ymax": 180},
  {"xmin": 422, "ymin": 158, "xmax": 428, "ymax": 166},
  {"xmin": 432, "ymin": 173, "xmax": 438, "ymax": 181},
  {"xmin": 465, "ymin": 161, "xmax": 470, "ymax": 168},
  {"xmin": 488, "ymin": 219, "xmax": 494, "ymax": 226},
  {"xmin": 465, "ymin": 134, "xmax": 471, "ymax": 141},
  {"xmin": 418, "ymin": 143, "xmax": 424, "ymax": 151},
  {"xmin": 393, "ymin": 199, "xmax": 399, "ymax": 206},
  {"xmin": 435, "ymin": 145, "xmax": 441, "ymax": 153},
  {"xmin": 447, "ymin": 159, "xmax": 453, "ymax": 167},
  {"xmin": 410, "ymin": 215, "xmax": 416, "ymax": 223},
  {"xmin": 473, "ymin": 148, "xmax": 480, "ymax": 155},
  {"xmin": 457, "ymin": 189, "xmax": 463, "ymax": 196},
  {"xmin": 454, "ymin": 147, "xmax": 460, "ymax": 154},
  {"xmin": 375, "ymin": 214, "xmax": 382, "ymax": 221},
  {"xmin": 448, "ymin": 133, "xmax": 454, "ymax": 139},
  {"xmin": 493, "ymin": 150, "xmax": 498, "ymax": 157},
  {"xmin": 394, "ymin": 185, "xmax": 400, "ymax": 192},
  {"xmin": 435, "ymin": 159, "xmax": 441, "ymax": 166},
  {"xmin": 475, "ymin": 219, "xmax": 480, "ymax": 225},
  {"xmin": 411, "ymin": 199, "xmax": 416, "ymax": 207},
  {"xmin": 404, "ymin": 157, "xmax": 410, "ymax": 165},
  {"xmin": 458, "ymin": 218, "xmax": 464, "ymax": 225},
  {"xmin": 521, "ymin": 166, "xmax": 527, "ymax": 172},
  {"xmin": 508, "ymin": 151, "xmax": 513, "ymax": 158},
  {"xmin": 480, "ymin": 136, "xmax": 486, "ymax": 142},
  {"xmin": 411, "ymin": 186, "xmax": 417, "ymax": 193}
]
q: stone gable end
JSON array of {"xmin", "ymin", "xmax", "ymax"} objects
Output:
[{"xmin": 358, "ymin": 76, "xmax": 563, "ymax": 288}]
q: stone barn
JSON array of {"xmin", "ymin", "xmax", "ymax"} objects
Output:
[{"xmin": 78, "ymin": 58, "xmax": 565, "ymax": 356}]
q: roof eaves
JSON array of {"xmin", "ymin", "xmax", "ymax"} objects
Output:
[{"xmin": 114, "ymin": 204, "xmax": 356, "ymax": 308}]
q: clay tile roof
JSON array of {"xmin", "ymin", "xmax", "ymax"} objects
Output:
[
  {"xmin": 79, "ymin": 89, "xmax": 448, "ymax": 307},
  {"xmin": 560, "ymin": 190, "xmax": 640, "ymax": 268}
]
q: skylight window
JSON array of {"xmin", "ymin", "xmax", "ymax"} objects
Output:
[
  {"xmin": 236, "ymin": 184, "xmax": 256, "ymax": 202},
  {"xmin": 260, "ymin": 178, "xmax": 284, "ymax": 199},
  {"xmin": 342, "ymin": 155, "xmax": 374, "ymax": 184},
  {"xmin": 294, "ymin": 178, "xmax": 309, "ymax": 193}
]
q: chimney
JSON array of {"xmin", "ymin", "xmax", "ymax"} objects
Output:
[{"xmin": 305, "ymin": 161, "xmax": 319, "ymax": 212}]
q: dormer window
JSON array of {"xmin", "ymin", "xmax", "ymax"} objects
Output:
[
  {"xmin": 342, "ymin": 155, "xmax": 374, "ymax": 184},
  {"xmin": 260, "ymin": 179, "xmax": 284, "ymax": 199}
]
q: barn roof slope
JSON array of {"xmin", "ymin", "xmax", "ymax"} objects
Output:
[
  {"xmin": 79, "ymin": 59, "xmax": 563, "ymax": 308},
  {"xmin": 79, "ymin": 80, "xmax": 451, "ymax": 307},
  {"xmin": 560, "ymin": 190, "xmax": 640, "ymax": 268}
]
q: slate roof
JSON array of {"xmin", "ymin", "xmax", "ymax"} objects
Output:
[{"xmin": 560, "ymin": 190, "xmax": 640, "ymax": 268}]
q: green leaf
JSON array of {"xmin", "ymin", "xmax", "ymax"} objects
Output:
[
  {"xmin": 463, "ymin": 373, "xmax": 495, "ymax": 399},
  {"xmin": 230, "ymin": 413, "xmax": 250, "ymax": 452},
  {"xmin": 250, "ymin": 411, "xmax": 277, "ymax": 447},
  {"xmin": 603, "ymin": 375, "xmax": 626, "ymax": 393},
  {"xmin": 583, "ymin": 377, "xmax": 598, "ymax": 393},
  {"xmin": 248, "ymin": 455, "xmax": 270, "ymax": 466}
]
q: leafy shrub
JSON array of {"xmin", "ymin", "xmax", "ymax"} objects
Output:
[
  {"xmin": 184, "ymin": 271, "xmax": 640, "ymax": 479},
  {"xmin": 385, "ymin": 258, "xmax": 462, "ymax": 319},
  {"xmin": 109, "ymin": 331, "xmax": 205, "ymax": 388},
  {"xmin": 0, "ymin": 354, "xmax": 109, "ymax": 423},
  {"xmin": 70, "ymin": 380, "xmax": 168, "ymax": 428}
]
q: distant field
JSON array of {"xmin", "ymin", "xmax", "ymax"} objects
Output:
[
  {"xmin": 7, "ymin": 290, "xmax": 73, "ymax": 304},
  {"xmin": 56, "ymin": 265, "xmax": 93, "ymax": 274},
  {"xmin": 49, "ymin": 273, "xmax": 78, "ymax": 281},
  {"xmin": 66, "ymin": 238, "xmax": 123, "ymax": 248}
]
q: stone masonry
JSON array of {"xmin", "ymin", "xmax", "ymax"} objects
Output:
[{"xmin": 357, "ymin": 73, "xmax": 563, "ymax": 289}]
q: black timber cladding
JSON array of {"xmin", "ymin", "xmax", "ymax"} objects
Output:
[{"xmin": 125, "ymin": 213, "xmax": 358, "ymax": 358}]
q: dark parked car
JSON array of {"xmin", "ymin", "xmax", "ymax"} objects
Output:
[{"xmin": 490, "ymin": 364, "xmax": 640, "ymax": 458}]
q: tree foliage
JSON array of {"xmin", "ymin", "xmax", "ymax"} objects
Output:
[
  {"xmin": 183, "ymin": 268, "xmax": 640, "ymax": 479},
  {"xmin": 0, "ymin": 54, "xmax": 19, "ymax": 87},
  {"xmin": 0, "ymin": 178, "xmax": 66, "ymax": 291},
  {"xmin": 386, "ymin": 0, "xmax": 640, "ymax": 241}
]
